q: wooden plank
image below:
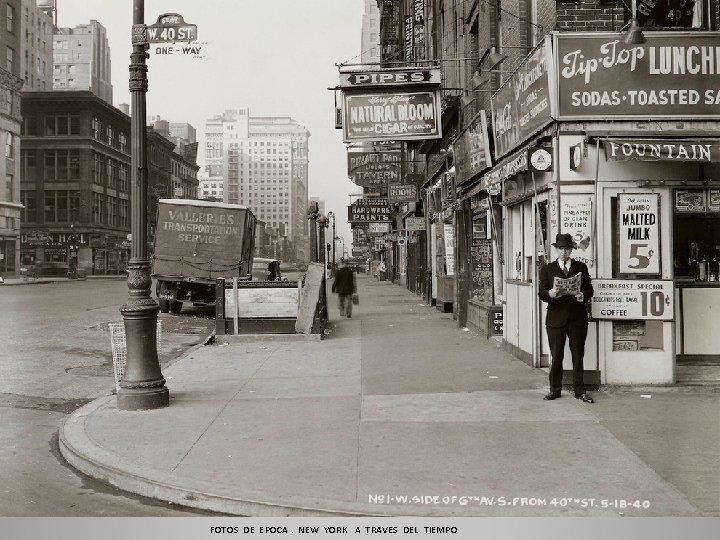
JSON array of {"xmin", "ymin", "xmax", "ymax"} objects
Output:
[
  {"xmin": 233, "ymin": 277, "xmax": 239, "ymax": 335},
  {"xmin": 224, "ymin": 287, "xmax": 299, "ymax": 318},
  {"xmin": 295, "ymin": 262, "xmax": 324, "ymax": 334}
]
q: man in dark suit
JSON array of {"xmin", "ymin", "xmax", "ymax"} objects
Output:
[
  {"xmin": 332, "ymin": 259, "xmax": 356, "ymax": 318},
  {"xmin": 538, "ymin": 233, "xmax": 595, "ymax": 403}
]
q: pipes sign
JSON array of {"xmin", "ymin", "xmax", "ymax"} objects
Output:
[{"xmin": 618, "ymin": 193, "xmax": 660, "ymax": 275}]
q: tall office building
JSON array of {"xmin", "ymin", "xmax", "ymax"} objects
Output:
[
  {"xmin": 20, "ymin": 0, "xmax": 53, "ymax": 91},
  {"xmin": 202, "ymin": 109, "xmax": 310, "ymax": 263},
  {"xmin": 361, "ymin": 0, "xmax": 380, "ymax": 64},
  {"xmin": 0, "ymin": 0, "xmax": 23, "ymax": 277},
  {"xmin": 53, "ymin": 19, "xmax": 112, "ymax": 104}
]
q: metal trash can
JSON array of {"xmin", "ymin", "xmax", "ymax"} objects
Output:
[{"xmin": 109, "ymin": 321, "xmax": 162, "ymax": 392}]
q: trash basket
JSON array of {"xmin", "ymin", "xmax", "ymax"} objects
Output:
[{"xmin": 108, "ymin": 321, "xmax": 162, "ymax": 392}]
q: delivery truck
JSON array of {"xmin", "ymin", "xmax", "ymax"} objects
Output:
[{"xmin": 152, "ymin": 198, "xmax": 256, "ymax": 313}]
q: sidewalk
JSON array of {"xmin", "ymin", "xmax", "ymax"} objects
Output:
[
  {"xmin": 1, "ymin": 274, "xmax": 126, "ymax": 286},
  {"xmin": 59, "ymin": 275, "xmax": 719, "ymax": 517}
]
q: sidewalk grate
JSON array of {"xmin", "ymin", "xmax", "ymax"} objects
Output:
[{"xmin": 108, "ymin": 321, "xmax": 162, "ymax": 392}]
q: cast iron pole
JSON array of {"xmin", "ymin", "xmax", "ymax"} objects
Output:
[{"xmin": 118, "ymin": 0, "xmax": 169, "ymax": 410}]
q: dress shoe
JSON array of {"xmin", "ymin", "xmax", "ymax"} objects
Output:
[
  {"xmin": 543, "ymin": 392, "xmax": 561, "ymax": 400},
  {"xmin": 575, "ymin": 393, "xmax": 594, "ymax": 403}
]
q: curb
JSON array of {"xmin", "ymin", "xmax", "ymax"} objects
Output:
[{"xmin": 58, "ymin": 397, "xmax": 443, "ymax": 517}]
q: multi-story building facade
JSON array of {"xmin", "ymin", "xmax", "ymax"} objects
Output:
[
  {"xmin": 361, "ymin": 0, "xmax": 381, "ymax": 64},
  {"xmin": 20, "ymin": 0, "xmax": 52, "ymax": 91},
  {"xmin": 20, "ymin": 91, "xmax": 131, "ymax": 276},
  {"xmin": 53, "ymin": 19, "xmax": 112, "ymax": 104},
  {"xmin": 20, "ymin": 91, "xmax": 198, "ymax": 276},
  {"xmin": 0, "ymin": 0, "xmax": 23, "ymax": 278},
  {"xmin": 372, "ymin": 0, "xmax": 720, "ymax": 386},
  {"xmin": 202, "ymin": 109, "xmax": 310, "ymax": 263}
]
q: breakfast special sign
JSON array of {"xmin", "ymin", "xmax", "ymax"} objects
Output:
[{"xmin": 555, "ymin": 31, "xmax": 720, "ymax": 119}]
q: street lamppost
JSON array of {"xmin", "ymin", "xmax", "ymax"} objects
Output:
[
  {"xmin": 118, "ymin": 0, "xmax": 169, "ymax": 411},
  {"xmin": 307, "ymin": 201, "xmax": 319, "ymax": 262},
  {"xmin": 317, "ymin": 215, "xmax": 327, "ymax": 265},
  {"xmin": 326, "ymin": 211, "xmax": 336, "ymax": 276}
]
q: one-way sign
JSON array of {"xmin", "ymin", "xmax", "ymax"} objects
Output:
[{"xmin": 146, "ymin": 13, "xmax": 197, "ymax": 43}]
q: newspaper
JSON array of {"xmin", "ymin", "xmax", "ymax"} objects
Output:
[{"xmin": 553, "ymin": 273, "xmax": 581, "ymax": 297}]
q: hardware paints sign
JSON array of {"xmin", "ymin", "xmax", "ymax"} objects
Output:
[{"xmin": 556, "ymin": 32, "xmax": 720, "ymax": 119}]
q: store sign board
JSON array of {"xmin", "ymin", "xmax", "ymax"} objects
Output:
[
  {"xmin": 618, "ymin": 193, "xmax": 660, "ymax": 274},
  {"xmin": 347, "ymin": 150, "xmax": 401, "ymax": 187},
  {"xmin": 388, "ymin": 183, "xmax": 418, "ymax": 203},
  {"xmin": 560, "ymin": 195, "xmax": 594, "ymax": 268},
  {"xmin": 443, "ymin": 223, "xmax": 455, "ymax": 276},
  {"xmin": 339, "ymin": 67, "xmax": 441, "ymax": 88},
  {"xmin": 605, "ymin": 139, "xmax": 720, "ymax": 162},
  {"xmin": 342, "ymin": 91, "xmax": 442, "ymax": 142},
  {"xmin": 591, "ymin": 279, "xmax": 674, "ymax": 320},
  {"xmin": 405, "ymin": 216, "xmax": 426, "ymax": 231},
  {"xmin": 455, "ymin": 110, "xmax": 492, "ymax": 184},
  {"xmin": 675, "ymin": 189, "xmax": 706, "ymax": 212},
  {"xmin": 491, "ymin": 36, "xmax": 555, "ymax": 158},
  {"xmin": 555, "ymin": 32, "xmax": 720, "ymax": 119},
  {"xmin": 368, "ymin": 222, "xmax": 390, "ymax": 233},
  {"xmin": 348, "ymin": 200, "xmax": 391, "ymax": 222}
]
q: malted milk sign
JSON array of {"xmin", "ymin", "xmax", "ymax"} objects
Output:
[
  {"xmin": 618, "ymin": 193, "xmax": 660, "ymax": 274},
  {"xmin": 591, "ymin": 279, "xmax": 674, "ymax": 320}
]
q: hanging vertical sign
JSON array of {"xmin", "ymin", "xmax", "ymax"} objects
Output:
[
  {"xmin": 618, "ymin": 193, "xmax": 660, "ymax": 274},
  {"xmin": 443, "ymin": 223, "xmax": 455, "ymax": 276},
  {"xmin": 413, "ymin": 0, "xmax": 425, "ymax": 59},
  {"xmin": 560, "ymin": 194, "xmax": 594, "ymax": 268}
]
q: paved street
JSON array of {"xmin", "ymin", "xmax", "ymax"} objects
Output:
[{"xmin": 0, "ymin": 278, "xmax": 218, "ymax": 516}]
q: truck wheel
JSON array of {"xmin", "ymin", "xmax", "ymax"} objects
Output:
[
  {"xmin": 159, "ymin": 299, "xmax": 170, "ymax": 313},
  {"xmin": 169, "ymin": 300, "xmax": 183, "ymax": 314}
]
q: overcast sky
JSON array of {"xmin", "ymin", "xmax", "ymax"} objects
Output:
[{"xmin": 55, "ymin": 0, "xmax": 365, "ymax": 248}]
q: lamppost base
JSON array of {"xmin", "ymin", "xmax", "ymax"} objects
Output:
[{"xmin": 117, "ymin": 385, "xmax": 169, "ymax": 410}]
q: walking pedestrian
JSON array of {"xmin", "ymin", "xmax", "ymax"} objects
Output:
[
  {"xmin": 538, "ymin": 233, "xmax": 595, "ymax": 403},
  {"xmin": 332, "ymin": 259, "xmax": 356, "ymax": 318}
]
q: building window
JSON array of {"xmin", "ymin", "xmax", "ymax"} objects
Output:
[
  {"xmin": 119, "ymin": 198, "xmax": 128, "ymax": 227},
  {"xmin": 44, "ymin": 150, "xmax": 81, "ymax": 180},
  {"xmin": 44, "ymin": 190, "xmax": 79, "ymax": 223},
  {"xmin": 21, "ymin": 190, "xmax": 36, "ymax": 222},
  {"xmin": 4, "ymin": 173, "xmax": 13, "ymax": 200},
  {"xmin": 45, "ymin": 113, "xmax": 80, "ymax": 136},
  {"xmin": 91, "ymin": 116, "xmax": 101, "ymax": 139},
  {"xmin": 93, "ymin": 192, "xmax": 104, "ymax": 224},
  {"xmin": 22, "ymin": 150, "xmax": 36, "ymax": 181},
  {"xmin": 6, "ymin": 46, "xmax": 13, "ymax": 72},
  {"xmin": 5, "ymin": 132, "xmax": 13, "ymax": 159},
  {"xmin": 6, "ymin": 4, "xmax": 14, "ymax": 33}
]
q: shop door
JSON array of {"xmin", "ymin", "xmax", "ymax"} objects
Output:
[{"xmin": 596, "ymin": 186, "xmax": 674, "ymax": 384}]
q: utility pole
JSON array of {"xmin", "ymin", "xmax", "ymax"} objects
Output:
[
  {"xmin": 118, "ymin": 0, "xmax": 169, "ymax": 410},
  {"xmin": 308, "ymin": 201, "xmax": 319, "ymax": 262}
]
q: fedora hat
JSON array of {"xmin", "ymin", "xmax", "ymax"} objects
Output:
[{"xmin": 551, "ymin": 233, "xmax": 575, "ymax": 249}]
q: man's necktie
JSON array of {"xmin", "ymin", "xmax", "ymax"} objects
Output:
[{"xmin": 563, "ymin": 263, "xmax": 568, "ymax": 276}]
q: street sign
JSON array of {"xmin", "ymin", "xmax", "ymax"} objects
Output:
[{"xmin": 146, "ymin": 13, "xmax": 197, "ymax": 43}]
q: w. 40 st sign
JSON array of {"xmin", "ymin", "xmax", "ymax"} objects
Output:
[{"xmin": 145, "ymin": 13, "xmax": 197, "ymax": 43}]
